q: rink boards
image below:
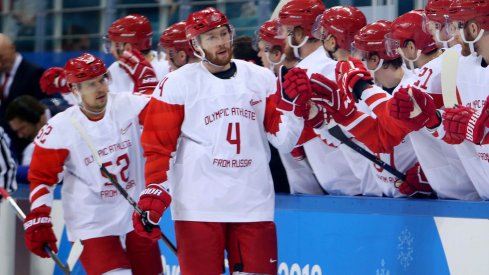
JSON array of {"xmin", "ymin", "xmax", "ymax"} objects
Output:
[{"xmin": 3, "ymin": 185, "xmax": 489, "ymax": 275}]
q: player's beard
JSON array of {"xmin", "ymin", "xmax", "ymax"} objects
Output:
[{"xmin": 203, "ymin": 45, "xmax": 232, "ymax": 66}]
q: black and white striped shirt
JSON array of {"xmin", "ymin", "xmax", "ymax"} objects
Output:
[{"xmin": 0, "ymin": 127, "xmax": 17, "ymax": 192}]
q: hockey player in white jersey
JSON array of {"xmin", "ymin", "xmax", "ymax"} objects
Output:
[
  {"xmin": 276, "ymin": 0, "xmax": 367, "ymax": 196},
  {"xmin": 24, "ymin": 53, "xmax": 163, "ymax": 274},
  {"xmin": 105, "ymin": 14, "xmax": 169, "ymax": 95},
  {"xmin": 255, "ymin": 19, "xmax": 298, "ymax": 74},
  {"xmin": 133, "ymin": 7, "xmax": 303, "ymax": 275},
  {"xmin": 387, "ymin": 7, "xmax": 479, "ymax": 200},
  {"xmin": 312, "ymin": 20, "xmax": 429, "ymax": 197},
  {"xmin": 159, "ymin": 21, "xmax": 199, "ymax": 72},
  {"xmin": 255, "ymin": 18, "xmax": 322, "ymax": 195},
  {"xmin": 308, "ymin": 5, "xmax": 383, "ymax": 196},
  {"xmin": 412, "ymin": 0, "xmax": 489, "ymax": 199}
]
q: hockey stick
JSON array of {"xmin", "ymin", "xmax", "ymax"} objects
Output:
[
  {"xmin": 69, "ymin": 117, "xmax": 177, "ymax": 255},
  {"xmin": 279, "ymin": 66, "xmax": 407, "ymax": 185},
  {"xmin": 327, "ymin": 126, "xmax": 406, "ymax": 182},
  {"xmin": 0, "ymin": 187, "xmax": 71, "ymax": 275},
  {"xmin": 441, "ymin": 48, "xmax": 460, "ymax": 108}
]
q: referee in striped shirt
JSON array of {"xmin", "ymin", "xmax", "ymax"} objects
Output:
[{"xmin": 0, "ymin": 126, "xmax": 16, "ymax": 193}]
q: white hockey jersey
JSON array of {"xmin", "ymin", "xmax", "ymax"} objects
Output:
[
  {"xmin": 410, "ymin": 47, "xmax": 479, "ymax": 200},
  {"xmin": 143, "ymin": 59, "xmax": 303, "ymax": 222},
  {"xmin": 294, "ymin": 47, "xmax": 366, "ymax": 196},
  {"xmin": 28, "ymin": 93, "xmax": 149, "ymax": 241},
  {"xmin": 366, "ymin": 69, "xmax": 418, "ymax": 197},
  {"xmin": 453, "ymin": 53, "xmax": 489, "ymax": 199}
]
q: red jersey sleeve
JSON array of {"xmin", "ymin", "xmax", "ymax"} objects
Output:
[
  {"xmin": 28, "ymin": 145, "xmax": 69, "ymax": 207},
  {"xmin": 141, "ymin": 97, "xmax": 184, "ymax": 185},
  {"xmin": 338, "ymin": 88, "xmax": 412, "ymax": 153}
]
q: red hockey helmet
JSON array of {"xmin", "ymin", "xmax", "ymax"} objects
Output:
[
  {"xmin": 107, "ymin": 14, "xmax": 153, "ymax": 51},
  {"xmin": 185, "ymin": 7, "xmax": 230, "ymax": 40},
  {"xmin": 159, "ymin": 21, "xmax": 193, "ymax": 56},
  {"xmin": 448, "ymin": 0, "xmax": 489, "ymax": 29},
  {"xmin": 386, "ymin": 10, "xmax": 437, "ymax": 57},
  {"xmin": 313, "ymin": 6, "xmax": 367, "ymax": 50},
  {"xmin": 64, "ymin": 53, "xmax": 107, "ymax": 84},
  {"xmin": 258, "ymin": 19, "xmax": 285, "ymax": 49},
  {"xmin": 278, "ymin": 0, "xmax": 326, "ymax": 37},
  {"xmin": 424, "ymin": 0, "xmax": 452, "ymax": 23},
  {"xmin": 353, "ymin": 20, "xmax": 398, "ymax": 61}
]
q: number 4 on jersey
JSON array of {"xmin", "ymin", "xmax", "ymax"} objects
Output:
[{"xmin": 227, "ymin": 122, "xmax": 241, "ymax": 154}]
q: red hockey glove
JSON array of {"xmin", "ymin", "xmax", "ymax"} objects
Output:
[
  {"xmin": 133, "ymin": 184, "xmax": 172, "ymax": 241},
  {"xmin": 335, "ymin": 57, "xmax": 373, "ymax": 101},
  {"xmin": 389, "ymin": 86, "xmax": 440, "ymax": 131},
  {"xmin": 119, "ymin": 48, "xmax": 159, "ymax": 96},
  {"xmin": 23, "ymin": 205, "xmax": 58, "ymax": 258},
  {"xmin": 39, "ymin": 67, "xmax": 70, "ymax": 95},
  {"xmin": 397, "ymin": 163, "xmax": 433, "ymax": 197},
  {"xmin": 276, "ymin": 66, "xmax": 312, "ymax": 118},
  {"xmin": 442, "ymin": 104, "xmax": 489, "ymax": 145},
  {"xmin": 310, "ymin": 73, "xmax": 356, "ymax": 125},
  {"xmin": 290, "ymin": 146, "xmax": 306, "ymax": 161}
]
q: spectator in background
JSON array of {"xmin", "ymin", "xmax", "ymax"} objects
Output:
[
  {"xmin": 2, "ymin": 0, "xmax": 37, "ymax": 41},
  {"xmin": 62, "ymin": 25, "xmax": 91, "ymax": 51},
  {"xmin": 0, "ymin": 33, "xmax": 47, "ymax": 161},
  {"xmin": 0, "ymin": 126, "xmax": 16, "ymax": 193},
  {"xmin": 5, "ymin": 95, "xmax": 70, "ymax": 181}
]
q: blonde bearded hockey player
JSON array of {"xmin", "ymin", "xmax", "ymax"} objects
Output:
[
  {"xmin": 277, "ymin": 0, "xmax": 367, "ymax": 196},
  {"xmin": 25, "ymin": 53, "xmax": 163, "ymax": 275},
  {"xmin": 255, "ymin": 19, "xmax": 322, "ymax": 195},
  {"xmin": 403, "ymin": 0, "xmax": 489, "ymax": 200},
  {"xmin": 105, "ymin": 14, "xmax": 169, "ymax": 95},
  {"xmin": 132, "ymin": 7, "xmax": 303, "ymax": 275},
  {"xmin": 159, "ymin": 21, "xmax": 199, "ymax": 72},
  {"xmin": 387, "ymin": 7, "xmax": 479, "ymax": 200}
]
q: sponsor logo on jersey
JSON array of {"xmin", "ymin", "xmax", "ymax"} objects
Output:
[
  {"xmin": 121, "ymin": 122, "xmax": 133, "ymax": 135},
  {"xmin": 250, "ymin": 99, "xmax": 262, "ymax": 106}
]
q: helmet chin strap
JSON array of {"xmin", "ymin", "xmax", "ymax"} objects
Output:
[
  {"xmin": 265, "ymin": 52, "xmax": 286, "ymax": 71},
  {"xmin": 459, "ymin": 28, "xmax": 485, "ymax": 56},
  {"xmin": 365, "ymin": 58, "xmax": 384, "ymax": 75},
  {"xmin": 397, "ymin": 48, "xmax": 421, "ymax": 71},
  {"xmin": 287, "ymin": 34, "xmax": 308, "ymax": 59},
  {"xmin": 435, "ymin": 29, "xmax": 455, "ymax": 49}
]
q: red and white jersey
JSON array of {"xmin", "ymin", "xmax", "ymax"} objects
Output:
[
  {"xmin": 408, "ymin": 47, "xmax": 479, "ymax": 200},
  {"xmin": 143, "ymin": 59, "xmax": 303, "ymax": 222},
  {"xmin": 28, "ymin": 93, "xmax": 149, "ymax": 241},
  {"xmin": 295, "ymin": 47, "xmax": 364, "ymax": 195},
  {"xmin": 365, "ymin": 69, "xmax": 418, "ymax": 197},
  {"xmin": 108, "ymin": 51, "xmax": 170, "ymax": 93},
  {"xmin": 453, "ymin": 54, "xmax": 489, "ymax": 199}
]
